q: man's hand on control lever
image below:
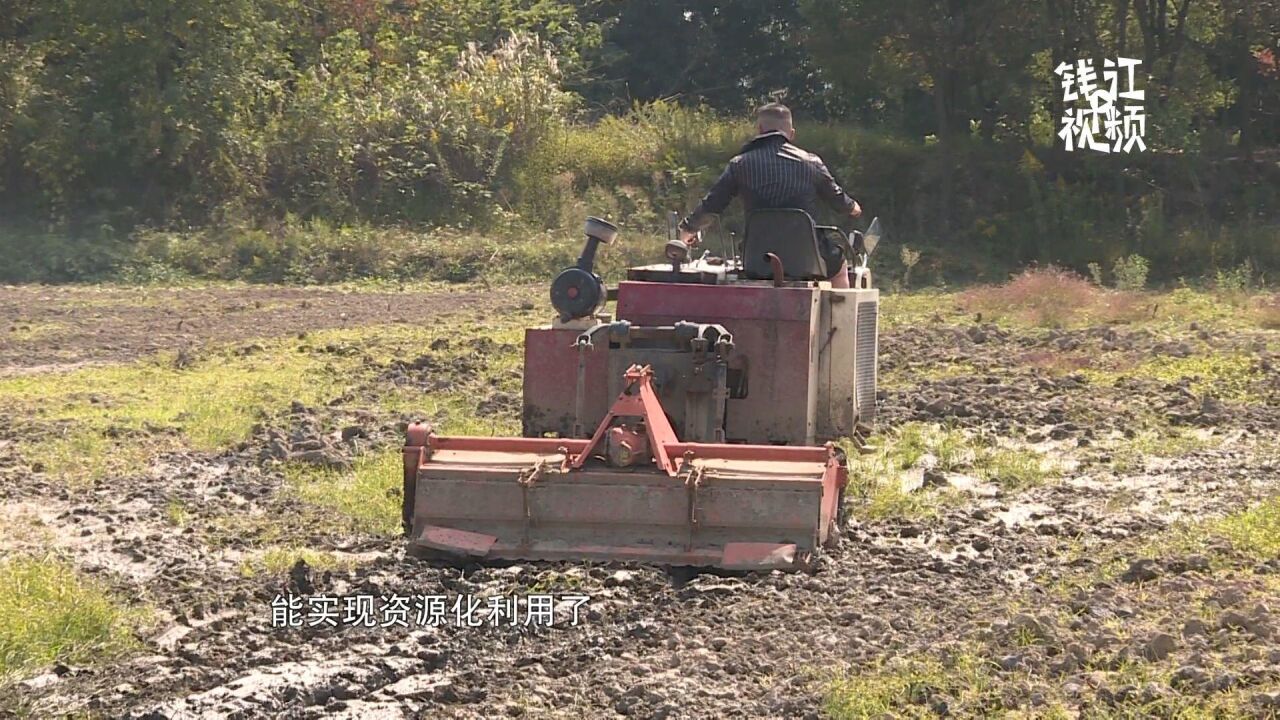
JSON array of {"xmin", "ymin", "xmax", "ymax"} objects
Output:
[{"xmin": 667, "ymin": 227, "xmax": 699, "ymax": 263}]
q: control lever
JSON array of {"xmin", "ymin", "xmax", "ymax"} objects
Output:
[{"xmin": 664, "ymin": 210, "xmax": 698, "ymax": 270}]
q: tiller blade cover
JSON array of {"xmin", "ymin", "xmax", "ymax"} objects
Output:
[{"xmin": 403, "ymin": 366, "xmax": 847, "ymax": 570}]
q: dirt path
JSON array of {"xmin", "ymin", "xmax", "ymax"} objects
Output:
[{"xmin": 2, "ymin": 285, "xmax": 1279, "ymax": 719}]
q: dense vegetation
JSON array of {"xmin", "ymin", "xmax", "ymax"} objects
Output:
[{"xmin": 0, "ymin": 0, "xmax": 1277, "ymax": 283}]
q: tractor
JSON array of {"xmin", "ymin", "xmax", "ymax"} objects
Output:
[{"xmin": 403, "ymin": 211, "xmax": 880, "ymax": 570}]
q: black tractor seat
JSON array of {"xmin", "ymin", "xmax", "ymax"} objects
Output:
[{"xmin": 742, "ymin": 209, "xmax": 846, "ymax": 282}]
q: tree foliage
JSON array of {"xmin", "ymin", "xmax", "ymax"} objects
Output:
[
  {"xmin": 0, "ymin": 0, "xmax": 1276, "ymax": 280},
  {"xmin": 574, "ymin": 1, "xmax": 828, "ymax": 113},
  {"xmin": 800, "ymin": 0, "xmax": 1279, "ymax": 150},
  {"xmin": 0, "ymin": 0, "xmax": 589, "ymax": 227}
]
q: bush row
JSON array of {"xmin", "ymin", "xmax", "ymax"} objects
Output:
[
  {"xmin": 0, "ymin": 220, "xmax": 660, "ymax": 285},
  {"xmin": 3, "ymin": 99, "xmax": 1276, "ymax": 285},
  {"xmin": 516, "ymin": 105, "xmax": 1280, "ymax": 286}
]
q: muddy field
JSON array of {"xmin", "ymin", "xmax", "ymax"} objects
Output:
[
  {"xmin": 0, "ymin": 285, "xmax": 501, "ymax": 375},
  {"xmin": 2, "ymin": 282, "xmax": 1279, "ymax": 719}
]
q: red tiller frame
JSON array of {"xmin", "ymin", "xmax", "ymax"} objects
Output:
[
  {"xmin": 402, "ymin": 365, "xmax": 848, "ymax": 568},
  {"xmin": 405, "ymin": 366, "xmax": 841, "ymax": 478}
]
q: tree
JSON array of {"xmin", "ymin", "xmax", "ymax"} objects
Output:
[
  {"xmin": 577, "ymin": 1, "xmax": 830, "ymax": 114},
  {"xmin": 802, "ymin": 0, "xmax": 1047, "ymax": 141}
]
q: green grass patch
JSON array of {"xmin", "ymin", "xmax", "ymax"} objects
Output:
[
  {"xmin": 1106, "ymin": 428, "xmax": 1219, "ymax": 472},
  {"xmin": 847, "ymin": 424, "xmax": 1054, "ymax": 520},
  {"xmin": 0, "ymin": 347, "xmax": 355, "ymax": 482},
  {"xmin": 238, "ymin": 547, "xmax": 358, "ymax": 577},
  {"xmin": 5, "ymin": 322, "xmax": 66, "ymax": 342},
  {"xmin": 1088, "ymin": 494, "xmax": 1280, "ymax": 584},
  {"xmin": 873, "ymin": 423, "xmax": 979, "ymax": 473},
  {"xmin": 981, "ymin": 447, "xmax": 1052, "ymax": 491},
  {"xmin": 1082, "ymin": 352, "xmax": 1262, "ymax": 403},
  {"xmin": 0, "ymin": 309, "xmax": 534, "ymax": 483},
  {"xmin": 124, "ymin": 223, "xmax": 662, "ymax": 285},
  {"xmin": 1111, "ymin": 286, "xmax": 1280, "ymax": 333},
  {"xmin": 0, "ymin": 309, "xmax": 538, "ymax": 554},
  {"xmin": 824, "ymin": 643, "xmax": 1271, "ymax": 719},
  {"xmin": 0, "ymin": 557, "xmax": 143, "ymax": 680},
  {"xmin": 879, "ymin": 291, "xmax": 965, "ymax": 329},
  {"xmin": 285, "ymin": 450, "xmax": 404, "ymax": 537},
  {"xmin": 1131, "ymin": 353, "xmax": 1261, "ymax": 402},
  {"xmin": 844, "ymin": 425, "xmax": 946, "ymax": 521},
  {"xmin": 857, "ymin": 482, "xmax": 946, "ymax": 521},
  {"xmin": 1214, "ymin": 496, "xmax": 1280, "ymax": 560},
  {"xmin": 1158, "ymin": 287, "xmax": 1256, "ymax": 330},
  {"xmin": 825, "ymin": 653, "xmax": 1004, "ymax": 719}
]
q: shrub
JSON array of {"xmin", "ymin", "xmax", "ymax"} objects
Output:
[
  {"xmin": 1214, "ymin": 259, "xmax": 1256, "ymax": 293},
  {"xmin": 899, "ymin": 246, "xmax": 922, "ymax": 289},
  {"xmin": 514, "ymin": 102, "xmax": 745, "ymax": 231},
  {"xmin": 254, "ymin": 32, "xmax": 572, "ymax": 226},
  {"xmin": 0, "ymin": 230, "xmax": 128, "ymax": 282},
  {"xmin": 1087, "ymin": 261, "xmax": 1104, "ymax": 286},
  {"xmin": 1111, "ymin": 254, "xmax": 1150, "ymax": 291}
]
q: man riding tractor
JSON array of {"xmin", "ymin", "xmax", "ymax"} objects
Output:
[{"xmin": 676, "ymin": 103, "xmax": 863, "ymax": 288}]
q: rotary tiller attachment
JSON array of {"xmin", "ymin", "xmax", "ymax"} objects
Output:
[{"xmin": 403, "ymin": 366, "xmax": 846, "ymax": 570}]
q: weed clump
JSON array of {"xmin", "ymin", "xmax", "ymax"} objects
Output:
[
  {"xmin": 1087, "ymin": 261, "xmax": 1104, "ymax": 286},
  {"xmin": 1255, "ymin": 294, "xmax": 1280, "ymax": 330},
  {"xmin": 983, "ymin": 448, "xmax": 1050, "ymax": 491},
  {"xmin": 825, "ymin": 653, "xmax": 1000, "ymax": 719},
  {"xmin": 958, "ymin": 267, "xmax": 1099, "ymax": 328},
  {"xmin": 899, "ymin": 246, "xmax": 922, "ymax": 289},
  {"xmin": 846, "ymin": 423, "xmax": 1054, "ymax": 521}
]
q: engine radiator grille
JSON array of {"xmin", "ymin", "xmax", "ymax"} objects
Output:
[{"xmin": 855, "ymin": 299, "xmax": 878, "ymax": 424}]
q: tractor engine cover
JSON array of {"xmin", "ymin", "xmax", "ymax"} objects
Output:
[{"xmin": 550, "ymin": 267, "xmax": 605, "ymax": 321}]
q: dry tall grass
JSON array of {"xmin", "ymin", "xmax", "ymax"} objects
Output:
[
  {"xmin": 958, "ymin": 267, "xmax": 1100, "ymax": 327},
  {"xmin": 956, "ymin": 267, "xmax": 1168, "ymax": 327},
  {"xmin": 1256, "ymin": 294, "xmax": 1280, "ymax": 330}
]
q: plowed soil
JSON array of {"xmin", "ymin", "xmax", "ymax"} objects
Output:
[
  {"xmin": 2, "ymin": 284, "xmax": 1279, "ymax": 719},
  {"xmin": 0, "ymin": 285, "xmax": 497, "ymax": 374}
]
